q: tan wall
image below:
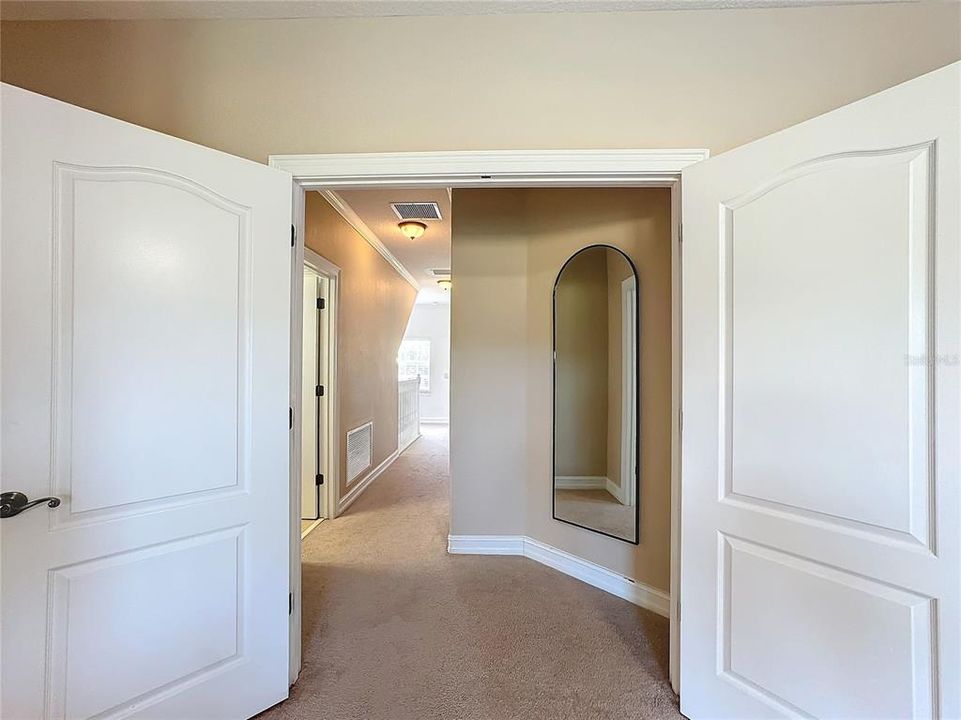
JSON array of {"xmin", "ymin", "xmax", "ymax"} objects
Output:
[
  {"xmin": 449, "ymin": 189, "xmax": 528, "ymax": 536},
  {"xmin": 452, "ymin": 188, "xmax": 673, "ymax": 591},
  {"xmin": 305, "ymin": 193, "xmax": 416, "ymax": 498},
  {"xmin": 554, "ymin": 248, "xmax": 610, "ymax": 478},
  {"xmin": 3, "ymin": 4, "xmax": 957, "ymax": 589},
  {"xmin": 0, "ymin": 5, "xmax": 958, "ymax": 164}
]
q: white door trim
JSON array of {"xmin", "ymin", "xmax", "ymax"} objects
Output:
[
  {"xmin": 288, "ymin": 239, "xmax": 340, "ymax": 687},
  {"xmin": 304, "ymin": 246, "xmax": 341, "ymax": 524},
  {"xmin": 287, "ymin": 183, "xmax": 305, "ymax": 687},
  {"xmin": 270, "ymin": 149, "xmax": 708, "ymax": 189},
  {"xmin": 274, "ymin": 148, "xmax": 709, "ymax": 693}
]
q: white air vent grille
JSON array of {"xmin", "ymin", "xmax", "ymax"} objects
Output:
[
  {"xmin": 426, "ymin": 268, "xmax": 451, "ymax": 278},
  {"xmin": 391, "ymin": 202, "xmax": 443, "ymax": 221},
  {"xmin": 346, "ymin": 422, "xmax": 373, "ymax": 483}
]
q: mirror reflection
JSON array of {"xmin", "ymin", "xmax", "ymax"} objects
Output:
[{"xmin": 552, "ymin": 245, "xmax": 638, "ymax": 543}]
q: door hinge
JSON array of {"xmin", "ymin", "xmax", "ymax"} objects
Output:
[
  {"xmin": 679, "ymin": 410, "xmax": 683, "ymax": 434},
  {"xmin": 289, "ymin": 592, "xmax": 293, "ymax": 615},
  {"xmin": 291, "ymin": 225, "xmax": 296, "ymax": 248},
  {"xmin": 316, "ymin": 297, "xmax": 326, "ymax": 311},
  {"xmin": 289, "ymin": 407, "xmax": 293, "ymax": 430},
  {"xmin": 315, "ymin": 385, "xmax": 325, "ymax": 397},
  {"xmin": 678, "ymin": 223, "xmax": 683, "ymax": 243},
  {"xmin": 316, "ymin": 473, "xmax": 324, "ymax": 486}
]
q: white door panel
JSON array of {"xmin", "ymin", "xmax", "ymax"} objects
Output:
[
  {"xmin": 1, "ymin": 84, "xmax": 292, "ymax": 719},
  {"xmin": 681, "ymin": 63, "xmax": 959, "ymax": 719}
]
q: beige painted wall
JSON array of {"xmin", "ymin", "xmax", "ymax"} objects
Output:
[
  {"xmin": 305, "ymin": 193, "xmax": 416, "ymax": 498},
  {"xmin": 1, "ymin": 5, "xmax": 958, "ymax": 164},
  {"xmin": 3, "ymin": 4, "xmax": 956, "ymax": 589},
  {"xmin": 452, "ymin": 188, "xmax": 672, "ymax": 591},
  {"xmin": 449, "ymin": 189, "xmax": 528, "ymax": 536},
  {"xmin": 554, "ymin": 248, "xmax": 610, "ymax": 478}
]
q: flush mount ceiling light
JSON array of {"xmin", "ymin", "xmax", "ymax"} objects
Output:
[
  {"xmin": 398, "ymin": 220, "xmax": 427, "ymax": 240},
  {"xmin": 437, "ymin": 279, "xmax": 452, "ymax": 291}
]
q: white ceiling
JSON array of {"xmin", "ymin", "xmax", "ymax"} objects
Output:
[
  {"xmin": 0, "ymin": 0, "xmax": 908, "ymax": 21},
  {"xmin": 334, "ymin": 187, "xmax": 452, "ymax": 305}
]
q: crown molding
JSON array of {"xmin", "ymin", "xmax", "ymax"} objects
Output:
[{"xmin": 317, "ymin": 189, "xmax": 420, "ymax": 291}]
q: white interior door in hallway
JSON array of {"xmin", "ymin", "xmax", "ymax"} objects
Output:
[
  {"xmin": 680, "ymin": 62, "xmax": 959, "ymax": 718},
  {"xmin": 1, "ymin": 83, "xmax": 292, "ymax": 719},
  {"xmin": 301, "ymin": 267, "xmax": 330, "ymax": 521}
]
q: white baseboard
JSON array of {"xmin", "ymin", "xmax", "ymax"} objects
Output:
[
  {"xmin": 337, "ymin": 448, "xmax": 400, "ymax": 515},
  {"xmin": 447, "ymin": 534, "xmax": 670, "ymax": 618},
  {"xmin": 554, "ymin": 476, "xmax": 608, "ymax": 490},
  {"xmin": 420, "ymin": 417, "xmax": 449, "ymax": 425},
  {"xmin": 447, "ymin": 535, "xmax": 525, "ymax": 555}
]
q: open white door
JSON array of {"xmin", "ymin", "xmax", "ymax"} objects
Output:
[
  {"xmin": 1, "ymin": 85, "xmax": 292, "ymax": 719},
  {"xmin": 681, "ymin": 62, "xmax": 959, "ymax": 718}
]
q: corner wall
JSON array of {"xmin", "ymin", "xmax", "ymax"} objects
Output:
[
  {"xmin": 451, "ymin": 188, "xmax": 673, "ymax": 592},
  {"xmin": 449, "ymin": 190, "xmax": 529, "ymax": 537},
  {"xmin": 304, "ymin": 193, "xmax": 417, "ymax": 499}
]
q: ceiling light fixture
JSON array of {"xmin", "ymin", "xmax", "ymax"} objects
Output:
[
  {"xmin": 437, "ymin": 279, "xmax": 452, "ymax": 291},
  {"xmin": 398, "ymin": 220, "xmax": 427, "ymax": 240}
]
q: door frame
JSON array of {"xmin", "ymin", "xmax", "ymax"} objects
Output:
[
  {"xmin": 303, "ymin": 248, "xmax": 340, "ymax": 528},
  {"xmin": 272, "ymin": 149, "xmax": 709, "ymax": 692}
]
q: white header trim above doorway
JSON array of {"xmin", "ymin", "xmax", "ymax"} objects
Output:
[{"xmin": 267, "ymin": 149, "xmax": 710, "ymax": 188}]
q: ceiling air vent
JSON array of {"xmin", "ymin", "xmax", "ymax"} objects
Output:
[
  {"xmin": 391, "ymin": 202, "xmax": 443, "ymax": 221},
  {"xmin": 426, "ymin": 268, "xmax": 451, "ymax": 278}
]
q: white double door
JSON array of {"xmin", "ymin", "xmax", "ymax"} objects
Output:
[
  {"xmin": 1, "ymin": 84, "xmax": 292, "ymax": 719},
  {"xmin": 2, "ymin": 58, "xmax": 959, "ymax": 720},
  {"xmin": 680, "ymin": 62, "xmax": 959, "ymax": 718}
]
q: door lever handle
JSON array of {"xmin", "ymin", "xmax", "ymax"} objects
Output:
[{"xmin": 0, "ymin": 491, "xmax": 61, "ymax": 518}]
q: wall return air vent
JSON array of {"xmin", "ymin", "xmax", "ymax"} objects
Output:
[
  {"xmin": 346, "ymin": 422, "xmax": 373, "ymax": 484},
  {"xmin": 390, "ymin": 202, "xmax": 443, "ymax": 221}
]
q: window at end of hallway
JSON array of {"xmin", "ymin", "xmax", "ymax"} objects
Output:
[{"xmin": 398, "ymin": 339, "xmax": 430, "ymax": 393}]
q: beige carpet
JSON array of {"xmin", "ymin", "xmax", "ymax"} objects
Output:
[{"xmin": 259, "ymin": 426, "xmax": 681, "ymax": 720}]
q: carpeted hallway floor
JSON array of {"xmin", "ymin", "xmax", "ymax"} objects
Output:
[{"xmin": 259, "ymin": 425, "xmax": 682, "ymax": 720}]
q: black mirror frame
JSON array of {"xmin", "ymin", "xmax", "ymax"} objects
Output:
[{"xmin": 551, "ymin": 244, "xmax": 640, "ymax": 545}]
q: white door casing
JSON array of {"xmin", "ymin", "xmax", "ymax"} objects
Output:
[
  {"xmin": 1, "ymin": 84, "xmax": 292, "ymax": 719},
  {"xmin": 680, "ymin": 62, "xmax": 959, "ymax": 718},
  {"xmin": 301, "ymin": 269, "xmax": 321, "ymax": 520},
  {"xmin": 315, "ymin": 274, "xmax": 331, "ymax": 521}
]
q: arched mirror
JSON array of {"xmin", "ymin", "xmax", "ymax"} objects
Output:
[{"xmin": 552, "ymin": 245, "xmax": 639, "ymax": 544}]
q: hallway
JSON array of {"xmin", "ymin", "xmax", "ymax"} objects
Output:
[{"xmin": 264, "ymin": 425, "xmax": 680, "ymax": 720}]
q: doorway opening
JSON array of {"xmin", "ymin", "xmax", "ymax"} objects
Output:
[
  {"xmin": 300, "ymin": 250, "xmax": 339, "ymax": 539},
  {"xmin": 399, "ymin": 305, "xmax": 450, "ymax": 429},
  {"xmin": 276, "ymin": 150, "xmax": 708, "ymax": 694}
]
